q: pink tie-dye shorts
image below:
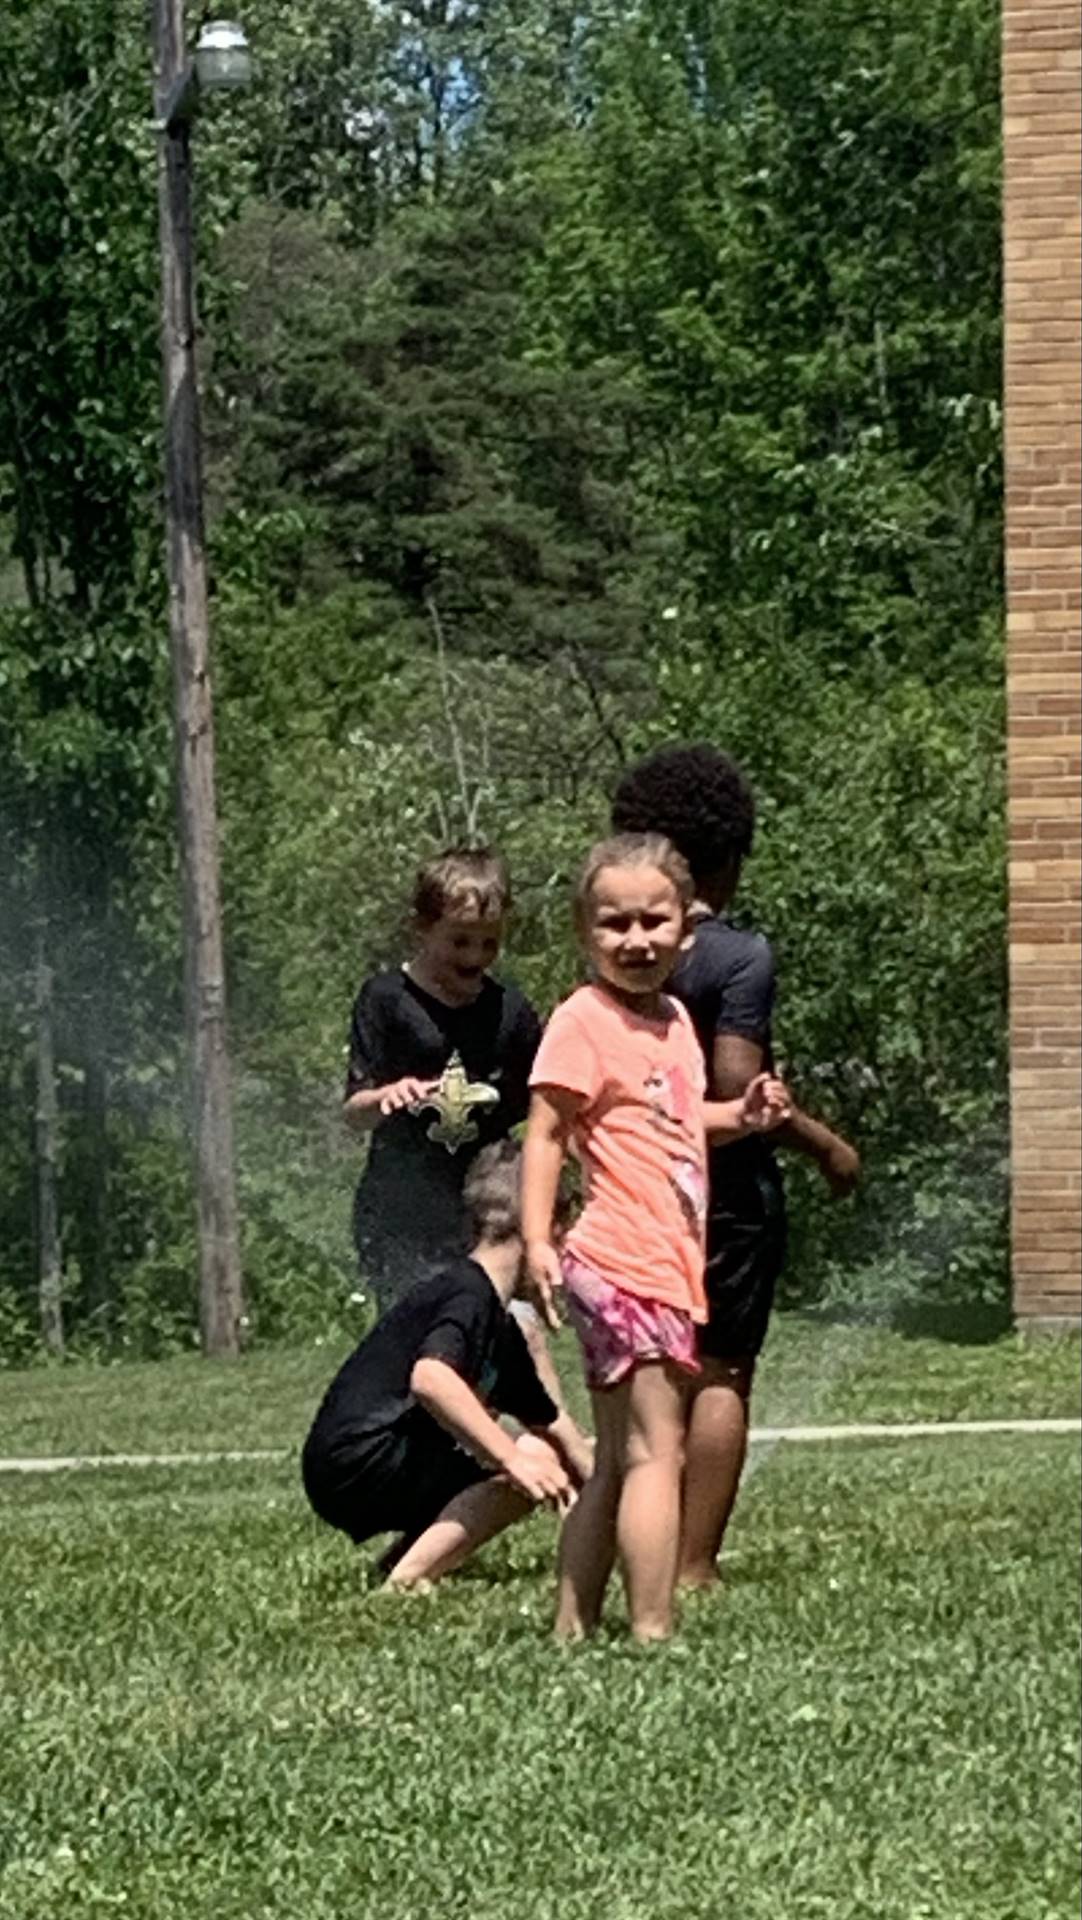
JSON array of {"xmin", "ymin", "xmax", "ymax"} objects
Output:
[{"xmin": 561, "ymin": 1253, "xmax": 701, "ymax": 1391}]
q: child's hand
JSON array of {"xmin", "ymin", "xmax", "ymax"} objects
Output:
[
  {"xmin": 380, "ymin": 1076, "xmax": 440, "ymax": 1117},
  {"xmin": 505, "ymin": 1434, "xmax": 572, "ymax": 1510},
  {"xmin": 741, "ymin": 1073, "xmax": 791, "ymax": 1133},
  {"xmin": 525, "ymin": 1239, "xmax": 564, "ymax": 1333},
  {"xmin": 819, "ymin": 1135, "xmax": 861, "ymax": 1198}
]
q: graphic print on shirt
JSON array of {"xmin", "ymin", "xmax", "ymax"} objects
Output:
[
  {"xmin": 644, "ymin": 1064, "xmax": 707, "ymax": 1239},
  {"xmin": 409, "ymin": 1051, "xmax": 500, "ymax": 1153}
]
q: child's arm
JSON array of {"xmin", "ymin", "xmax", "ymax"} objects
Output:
[
  {"xmin": 410, "ymin": 1357, "xmax": 571, "ymax": 1506},
  {"xmin": 713, "ymin": 1034, "xmax": 860, "ymax": 1194},
  {"xmin": 343, "ymin": 1078, "xmax": 440, "ymax": 1134},
  {"xmin": 705, "ymin": 1071, "xmax": 791, "ymax": 1142},
  {"xmin": 781, "ymin": 1108, "xmax": 861, "ymax": 1195},
  {"xmin": 342, "ymin": 978, "xmax": 440, "ymax": 1134},
  {"xmin": 522, "ymin": 1085, "xmax": 582, "ymax": 1331},
  {"xmin": 537, "ymin": 1409, "xmax": 595, "ymax": 1489}
]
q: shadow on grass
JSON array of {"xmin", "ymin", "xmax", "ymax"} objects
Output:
[
  {"xmin": 891, "ymin": 1301, "xmax": 1013, "ymax": 1345},
  {"xmin": 786, "ymin": 1300, "xmax": 1013, "ymax": 1346},
  {"xmin": 452, "ymin": 1541, "xmax": 555, "ymax": 1587}
]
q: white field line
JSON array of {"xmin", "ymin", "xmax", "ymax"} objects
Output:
[
  {"xmin": 750, "ymin": 1417, "xmax": 1081, "ymax": 1444},
  {"xmin": 0, "ymin": 1418, "xmax": 1077, "ymax": 1476},
  {"xmin": 0, "ymin": 1449, "xmax": 284, "ymax": 1475}
]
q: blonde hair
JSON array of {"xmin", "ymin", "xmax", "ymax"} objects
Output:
[
  {"xmin": 573, "ymin": 832, "xmax": 693, "ymax": 933},
  {"xmin": 411, "ymin": 848, "xmax": 512, "ymax": 928}
]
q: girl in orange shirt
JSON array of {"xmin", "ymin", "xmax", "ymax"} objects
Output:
[{"xmin": 523, "ymin": 833, "xmax": 788, "ymax": 1643}]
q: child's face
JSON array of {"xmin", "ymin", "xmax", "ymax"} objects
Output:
[
  {"xmin": 583, "ymin": 865, "xmax": 687, "ymax": 1001},
  {"xmin": 416, "ymin": 905, "xmax": 504, "ymax": 1005}
]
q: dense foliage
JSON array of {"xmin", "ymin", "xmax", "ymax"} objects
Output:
[{"xmin": 0, "ymin": 0, "xmax": 1005, "ymax": 1360}]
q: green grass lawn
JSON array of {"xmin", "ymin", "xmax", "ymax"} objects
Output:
[
  {"xmin": 0, "ymin": 1427, "xmax": 1078, "ymax": 1920},
  {"xmin": 0, "ymin": 1316, "xmax": 1079, "ymax": 1460}
]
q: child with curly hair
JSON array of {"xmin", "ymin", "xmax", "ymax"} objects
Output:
[{"xmin": 612, "ymin": 745, "xmax": 861, "ymax": 1587}]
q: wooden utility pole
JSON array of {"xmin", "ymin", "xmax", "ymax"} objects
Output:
[{"xmin": 152, "ymin": 0, "xmax": 244, "ymax": 1356}]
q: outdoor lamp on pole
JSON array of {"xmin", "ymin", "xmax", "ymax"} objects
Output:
[
  {"xmin": 195, "ymin": 20, "xmax": 253, "ymax": 92},
  {"xmin": 158, "ymin": 19, "xmax": 252, "ymax": 128},
  {"xmin": 151, "ymin": 3, "xmax": 251, "ymax": 1357}
]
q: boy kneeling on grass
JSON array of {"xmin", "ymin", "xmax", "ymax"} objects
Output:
[{"xmin": 301, "ymin": 1142, "xmax": 590, "ymax": 1589}]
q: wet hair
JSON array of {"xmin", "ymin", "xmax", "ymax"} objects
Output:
[
  {"xmin": 411, "ymin": 848, "xmax": 512, "ymax": 928},
  {"xmin": 574, "ymin": 832, "xmax": 693, "ymax": 934},
  {"xmin": 463, "ymin": 1140, "xmax": 575, "ymax": 1246},
  {"xmin": 463, "ymin": 1140, "xmax": 523, "ymax": 1245},
  {"xmin": 611, "ymin": 745, "xmax": 756, "ymax": 888}
]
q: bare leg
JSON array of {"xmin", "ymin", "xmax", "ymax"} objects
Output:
[
  {"xmin": 678, "ymin": 1357, "xmax": 754, "ymax": 1589},
  {"xmin": 554, "ymin": 1387, "xmax": 628, "ymax": 1640},
  {"xmin": 618, "ymin": 1362, "xmax": 689, "ymax": 1642},
  {"xmin": 388, "ymin": 1477, "xmax": 532, "ymax": 1589},
  {"xmin": 516, "ymin": 1312, "xmax": 595, "ymax": 1482},
  {"xmin": 519, "ymin": 1311, "xmax": 567, "ymax": 1410}
]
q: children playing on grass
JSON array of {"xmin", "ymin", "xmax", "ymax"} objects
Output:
[
  {"xmin": 611, "ymin": 746, "xmax": 861, "ymax": 1587},
  {"xmin": 302, "ymin": 1141, "xmax": 589, "ymax": 1588},
  {"xmin": 522, "ymin": 833, "xmax": 790, "ymax": 1642},
  {"xmin": 324, "ymin": 776, "xmax": 853, "ymax": 1633}
]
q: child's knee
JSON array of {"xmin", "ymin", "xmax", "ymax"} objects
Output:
[{"xmin": 626, "ymin": 1429, "xmax": 685, "ymax": 1475}]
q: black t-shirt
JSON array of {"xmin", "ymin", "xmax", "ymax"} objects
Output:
[
  {"xmin": 346, "ymin": 969, "xmax": 542, "ymax": 1260},
  {"xmin": 668, "ymin": 916, "xmax": 782, "ymax": 1211},
  {"xmin": 305, "ymin": 1257, "xmax": 558, "ymax": 1464}
]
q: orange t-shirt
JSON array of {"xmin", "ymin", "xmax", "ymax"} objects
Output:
[{"xmin": 530, "ymin": 984, "xmax": 708, "ymax": 1320}]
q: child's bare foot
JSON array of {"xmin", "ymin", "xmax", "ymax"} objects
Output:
[
  {"xmin": 678, "ymin": 1563, "xmax": 720, "ymax": 1592},
  {"xmin": 375, "ymin": 1535, "xmax": 411, "ymax": 1581},
  {"xmin": 376, "ymin": 1537, "xmax": 435, "ymax": 1595},
  {"xmin": 382, "ymin": 1573, "xmax": 434, "ymax": 1596},
  {"xmin": 554, "ymin": 1625, "xmax": 592, "ymax": 1645}
]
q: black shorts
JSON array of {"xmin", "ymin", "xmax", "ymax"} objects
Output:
[
  {"xmin": 302, "ymin": 1428, "xmax": 490, "ymax": 1547},
  {"xmin": 700, "ymin": 1170, "xmax": 788, "ymax": 1364}
]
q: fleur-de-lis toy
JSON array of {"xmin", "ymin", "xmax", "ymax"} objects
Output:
[{"xmin": 409, "ymin": 1052, "xmax": 500, "ymax": 1153}]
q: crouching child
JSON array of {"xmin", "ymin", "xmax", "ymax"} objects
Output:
[{"xmin": 301, "ymin": 1141, "xmax": 591, "ymax": 1589}]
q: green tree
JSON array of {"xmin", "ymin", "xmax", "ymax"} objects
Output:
[
  {"xmin": 0, "ymin": 0, "xmax": 170, "ymax": 1345},
  {"xmin": 0, "ymin": 0, "xmax": 1011, "ymax": 1355},
  {"xmin": 527, "ymin": 0, "xmax": 1002, "ymax": 675},
  {"xmin": 210, "ymin": 192, "xmax": 655, "ymax": 690}
]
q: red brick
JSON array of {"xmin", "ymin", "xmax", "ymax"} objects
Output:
[{"xmin": 1004, "ymin": 0, "xmax": 1082, "ymax": 1325}]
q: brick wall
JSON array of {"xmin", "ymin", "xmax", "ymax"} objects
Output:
[{"xmin": 1003, "ymin": 0, "xmax": 1082, "ymax": 1325}]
